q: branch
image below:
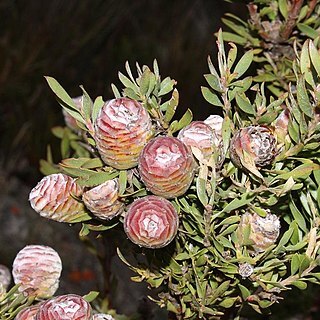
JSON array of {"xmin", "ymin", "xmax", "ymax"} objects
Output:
[
  {"xmin": 280, "ymin": 0, "xmax": 304, "ymax": 41},
  {"xmin": 306, "ymin": 0, "xmax": 317, "ymax": 19}
]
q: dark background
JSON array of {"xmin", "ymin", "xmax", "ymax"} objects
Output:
[{"xmin": 0, "ymin": 0, "xmax": 246, "ymax": 184}]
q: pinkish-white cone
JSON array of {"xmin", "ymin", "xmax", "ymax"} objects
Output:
[
  {"xmin": 0, "ymin": 265, "xmax": 11, "ymax": 291},
  {"xmin": 36, "ymin": 294, "xmax": 92, "ymax": 320},
  {"xmin": 204, "ymin": 115, "xmax": 223, "ymax": 142},
  {"xmin": 230, "ymin": 126, "xmax": 277, "ymax": 169},
  {"xmin": 12, "ymin": 245, "xmax": 62, "ymax": 298},
  {"xmin": 237, "ymin": 212, "xmax": 281, "ymax": 252},
  {"xmin": 93, "ymin": 314, "xmax": 115, "ymax": 320},
  {"xmin": 82, "ymin": 179, "xmax": 124, "ymax": 220},
  {"xmin": 94, "ymin": 98, "xmax": 153, "ymax": 169},
  {"xmin": 15, "ymin": 304, "xmax": 43, "ymax": 320},
  {"xmin": 124, "ymin": 195, "xmax": 179, "ymax": 248},
  {"xmin": 274, "ymin": 108, "xmax": 290, "ymax": 142},
  {"xmin": 177, "ymin": 121, "xmax": 216, "ymax": 161},
  {"xmin": 29, "ymin": 173, "xmax": 84, "ymax": 223},
  {"xmin": 138, "ymin": 136, "xmax": 196, "ymax": 199}
]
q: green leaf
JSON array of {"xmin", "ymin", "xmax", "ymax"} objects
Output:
[
  {"xmin": 276, "ymin": 163, "xmax": 320, "ymax": 181},
  {"xmin": 140, "ymin": 67, "xmax": 152, "ymax": 96},
  {"xmin": 175, "ymin": 252, "xmax": 190, "ymax": 260},
  {"xmin": 79, "ymin": 223, "xmax": 90, "ymax": 236},
  {"xmin": 170, "ymin": 109, "xmax": 193, "ymax": 133},
  {"xmin": 227, "ymin": 43, "xmax": 238, "ymax": 70},
  {"xmin": 221, "ymin": 32, "xmax": 246, "ymax": 45},
  {"xmin": 240, "ymin": 150, "xmax": 264, "ymax": 180},
  {"xmin": 297, "ymin": 23, "xmax": 319, "ymax": 39},
  {"xmin": 289, "ymin": 199, "xmax": 307, "ymax": 232},
  {"xmin": 159, "ymin": 77, "xmax": 176, "ymax": 96},
  {"xmin": 238, "ymin": 284, "xmax": 251, "ymax": 300},
  {"xmin": 153, "ymin": 59, "xmax": 159, "ymax": 78},
  {"xmin": 45, "ymin": 76, "xmax": 77, "ymax": 110},
  {"xmin": 291, "ymin": 254, "xmax": 300, "ymax": 275},
  {"xmin": 83, "ymin": 291, "xmax": 99, "ymax": 303},
  {"xmin": 218, "ymin": 216, "xmax": 240, "ymax": 226},
  {"xmin": 62, "ymin": 106, "xmax": 86, "ymax": 125},
  {"xmin": 235, "ymin": 93, "xmax": 255, "ymax": 115},
  {"xmin": 300, "ymin": 41, "xmax": 315, "ymax": 87},
  {"xmin": 204, "ymin": 74, "xmax": 223, "ymax": 92},
  {"xmin": 197, "ymin": 176, "xmax": 208, "ymax": 207},
  {"xmin": 309, "ymin": 40, "xmax": 320, "ymax": 77},
  {"xmin": 118, "ymin": 72, "xmax": 139, "ymax": 92},
  {"xmin": 77, "ymin": 171, "xmax": 119, "ymax": 187},
  {"xmin": 61, "ymin": 157, "xmax": 104, "ymax": 169},
  {"xmin": 278, "ymin": 0, "xmax": 288, "ymax": 19},
  {"xmin": 164, "ymin": 89, "xmax": 179, "ymax": 123},
  {"xmin": 221, "ymin": 18, "xmax": 251, "ymax": 39},
  {"xmin": 288, "ymin": 118, "xmax": 300, "ymax": 143},
  {"xmin": 92, "ymin": 96, "xmax": 105, "ymax": 123},
  {"xmin": 123, "ymin": 87, "xmax": 140, "ymax": 100},
  {"xmin": 118, "ymin": 170, "xmax": 127, "ymax": 195},
  {"xmin": 220, "ymin": 192, "xmax": 255, "ymax": 214},
  {"xmin": 201, "ymin": 87, "xmax": 223, "ymax": 107},
  {"xmin": 111, "ymin": 83, "xmax": 121, "ymax": 98},
  {"xmin": 207, "ymin": 281, "xmax": 230, "ymax": 304},
  {"xmin": 218, "ymin": 297, "xmax": 237, "ymax": 308},
  {"xmin": 222, "ymin": 116, "xmax": 231, "ymax": 155},
  {"xmin": 125, "ymin": 61, "xmax": 136, "ymax": 83},
  {"xmin": 68, "ymin": 211, "xmax": 92, "ymax": 223},
  {"xmin": 80, "ymin": 86, "xmax": 93, "ymax": 122},
  {"xmin": 253, "ymin": 73, "xmax": 277, "ymax": 82},
  {"xmin": 39, "ymin": 159, "xmax": 60, "ymax": 175},
  {"xmin": 61, "ymin": 129, "xmax": 70, "ymax": 159},
  {"xmin": 275, "ymin": 223, "xmax": 294, "ymax": 252},
  {"xmin": 292, "ymin": 280, "xmax": 307, "ymax": 290},
  {"xmin": 224, "ymin": 13, "xmax": 247, "ymax": 26},
  {"xmin": 233, "ymin": 50, "xmax": 253, "ymax": 79}
]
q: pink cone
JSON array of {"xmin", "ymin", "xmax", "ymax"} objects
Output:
[
  {"xmin": 94, "ymin": 98, "xmax": 153, "ymax": 169},
  {"xmin": 29, "ymin": 173, "xmax": 84, "ymax": 223},
  {"xmin": 124, "ymin": 195, "xmax": 179, "ymax": 248},
  {"xmin": 12, "ymin": 245, "xmax": 62, "ymax": 298},
  {"xmin": 138, "ymin": 136, "xmax": 196, "ymax": 198}
]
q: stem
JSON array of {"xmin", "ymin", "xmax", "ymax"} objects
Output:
[
  {"xmin": 204, "ymin": 204, "xmax": 213, "ymax": 247},
  {"xmin": 280, "ymin": 0, "xmax": 304, "ymax": 41},
  {"xmin": 279, "ymin": 264, "xmax": 316, "ymax": 287},
  {"xmin": 306, "ymin": 0, "xmax": 317, "ymax": 19}
]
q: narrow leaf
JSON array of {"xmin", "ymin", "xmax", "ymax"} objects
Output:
[
  {"xmin": 235, "ymin": 93, "xmax": 255, "ymax": 115},
  {"xmin": 201, "ymin": 87, "xmax": 223, "ymax": 107},
  {"xmin": 309, "ymin": 40, "xmax": 320, "ymax": 78},
  {"xmin": 164, "ymin": 89, "xmax": 179, "ymax": 123},
  {"xmin": 297, "ymin": 24, "xmax": 319, "ymax": 39},
  {"xmin": 92, "ymin": 96, "xmax": 105, "ymax": 123},
  {"xmin": 233, "ymin": 50, "xmax": 253, "ymax": 79},
  {"xmin": 159, "ymin": 77, "xmax": 176, "ymax": 96},
  {"xmin": 45, "ymin": 76, "xmax": 77, "ymax": 110},
  {"xmin": 111, "ymin": 84, "xmax": 121, "ymax": 98},
  {"xmin": 118, "ymin": 72, "xmax": 139, "ymax": 92},
  {"xmin": 204, "ymin": 74, "xmax": 223, "ymax": 92},
  {"xmin": 227, "ymin": 43, "xmax": 238, "ymax": 70}
]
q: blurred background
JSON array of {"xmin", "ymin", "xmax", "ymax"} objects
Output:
[
  {"xmin": 1, "ymin": 1, "xmax": 318, "ymax": 319},
  {"xmin": 0, "ymin": 0, "xmax": 246, "ymax": 184}
]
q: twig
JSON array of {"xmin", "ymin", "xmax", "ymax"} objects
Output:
[
  {"xmin": 280, "ymin": 0, "xmax": 304, "ymax": 41},
  {"xmin": 306, "ymin": 0, "xmax": 317, "ymax": 19}
]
